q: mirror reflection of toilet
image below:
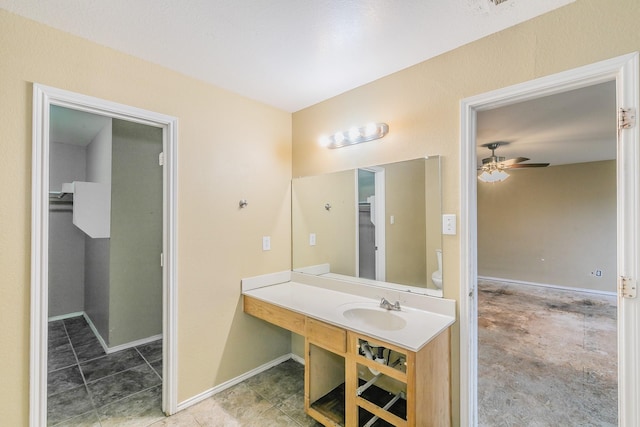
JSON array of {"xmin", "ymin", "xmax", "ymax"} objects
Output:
[{"xmin": 431, "ymin": 249, "xmax": 442, "ymax": 289}]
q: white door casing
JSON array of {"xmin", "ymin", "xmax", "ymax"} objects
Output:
[
  {"xmin": 460, "ymin": 53, "xmax": 640, "ymax": 426},
  {"xmin": 30, "ymin": 84, "xmax": 179, "ymax": 426}
]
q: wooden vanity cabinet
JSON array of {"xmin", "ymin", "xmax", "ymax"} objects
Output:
[
  {"xmin": 305, "ymin": 318, "xmax": 347, "ymax": 426},
  {"xmin": 243, "ymin": 295, "xmax": 305, "ymax": 335},
  {"xmin": 346, "ymin": 331, "xmax": 451, "ymax": 427},
  {"xmin": 242, "ymin": 295, "xmax": 451, "ymax": 426}
]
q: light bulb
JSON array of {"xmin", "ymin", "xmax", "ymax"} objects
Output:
[
  {"xmin": 318, "ymin": 135, "xmax": 331, "ymax": 147},
  {"xmin": 364, "ymin": 123, "xmax": 378, "ymax": 137}
]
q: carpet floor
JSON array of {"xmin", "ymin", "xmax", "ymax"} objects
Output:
[{"xmin": 478, "ymin": 279, "xmax": 617, "ymax": 426}]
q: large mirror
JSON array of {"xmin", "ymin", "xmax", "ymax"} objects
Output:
[{"xmin": 292, "ymin": 156, "xmax": 443, "ymax": 296}]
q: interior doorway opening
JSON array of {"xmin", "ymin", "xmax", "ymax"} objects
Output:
[
  {"xmin": 47, "ymin": 107, "xmax": 165, "ymax": 425},
  {"xmin": 31, "ymin": 84, "xmax": 178, "ymax": 426},
  {"xmin": 459, "ymin": 53, "xmax": 640, "ymax": 427}
]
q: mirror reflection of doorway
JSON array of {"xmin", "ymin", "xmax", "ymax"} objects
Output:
[
  {"xmin": 357, "ymin": 167, "xmax": 385, "ymax": 281},
  {"xmin": 357, "ymin": 169, "xmax": 376, "ymax": 279},
  {"xmin": 47, "ymin": 106, "xmax": 165, "ymax": 425}
]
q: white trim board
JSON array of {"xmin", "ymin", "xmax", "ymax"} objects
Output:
[
  {"xmin": 478, "ymin": 276, "xmax": 617, "ymax": 297},
  {"xmin": 459, "ymin": 52, "xmax": 640, "ymax": 427},
  {"xmin": 241, "ymin": 270, "xmax": 292, "ymax": 292},
  {"xmin": 30, "ymin": 84, "xmax": 179, "ymax": 426},
  {"xmin": 176, "ymin": 354, "xmax": 300, "ymax": 412},
  {"xmin": 106, "ymin": 334, "xmax": 163, "ymax": 355},
  {"xmin": 47, "ymin": 312, "xmax": 84, "ymax": 322},
  {"xmin": 82, "ymin": 312, "xmax": 163, "ymax": 355}
]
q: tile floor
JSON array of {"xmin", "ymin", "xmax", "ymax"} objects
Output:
[
  {"xmin": 151, "ymin": 360, "xmax": 322, "ymax": 427},
  {"xmin": 477, "ymin": 279, "xmax": 617, "ymax": 426},
  {"xmin": 48, "ymin": 316, "xmax": 164, "ymax": 426},
  {"xmin": 48, "ymin": 317, "xmax": 320, "ymax": 426}
]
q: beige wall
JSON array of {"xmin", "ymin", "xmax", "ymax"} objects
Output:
[
  {"xmin": 292, "ymin": 170, "xmax": 357, "ymax": 274},
  {"xmin": 385, "ymin": 159, "xmax": 427, "ymax": 287},
  {"xmin": 0, "ymin": 9, "xmax": 292, "ymax": 424},
  {"xmin": 478, "ymin": 161, "xmax": 616, "ymax": 293},
  {"xmin": 292, "ymin": 1, "xmax": 640, "ymax": 425}
]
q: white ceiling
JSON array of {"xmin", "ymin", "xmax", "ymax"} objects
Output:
[
  {"xmin": 50, "ymin": 105, "xmax": 111, "ymax": 146},
  {"xmin": 1, "ymin": 0, "xmax": 574, "ymax": 112},
  {"xmin": 476, "ymin": 80, "xmax": 617, "ymax": 167},
  {"xmin": 20, "ymin": 0, "xmax": 610, "ymax": 167}
]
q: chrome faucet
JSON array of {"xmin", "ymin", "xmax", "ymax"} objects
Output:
[{"xmin": 380, "ymin": 297, "xmax": 401, "ymax": 311}]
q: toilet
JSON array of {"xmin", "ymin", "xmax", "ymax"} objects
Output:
[{"xmin": 431, "ymin": 249, "xmax": 443, "ymax": 289}]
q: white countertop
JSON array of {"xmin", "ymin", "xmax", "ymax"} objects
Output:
[{"xmin": 242, "ymin": 277, "xmax": 455, "ymax": 352}]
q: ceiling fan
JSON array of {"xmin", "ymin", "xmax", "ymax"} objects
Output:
[{"xmin": 478, "ymin": 142, "xmax": 549, "ymax": 182}]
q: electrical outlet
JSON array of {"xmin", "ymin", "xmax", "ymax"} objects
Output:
[
  {"xmin": 590, "ymin": 269, "xmax": 603, "ymax": 277},
  {"xmin": 442, "ymin": 214, "xmax": 456, "ymax": 235}
]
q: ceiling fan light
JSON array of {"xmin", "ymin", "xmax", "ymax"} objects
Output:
[
  {"xmin": 478, "ymin": 169, "xmax": 509, "ymax": 183},
  {"xmin": 494, "ymin": 170, "xmax": 510, "ymax": 181}
]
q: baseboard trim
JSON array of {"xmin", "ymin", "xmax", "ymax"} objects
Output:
[
  {"xmin": 290, "ymin": 353, "xmax": 305, "ymax": 365},
  {"xmin": 82, "ymin": 312, "xmax": 162, "ymax": 354},
  {"xmin": 478, "ymin": 276, "xmax": 617, "ymax": 297},
  {"xmin": 48, "ymin": 311, "xmax": 84, "ymax": 322},
  {"xmin": 82, "ymin": 312, "xmax": 110, "ymax": 354},
  {"xmin": 176, "ymin": 353, "xmax": 301, "ymax": 413},
  {"xmin": 106, "ymin": 334, "xmax": 163, "ymax": 354}
]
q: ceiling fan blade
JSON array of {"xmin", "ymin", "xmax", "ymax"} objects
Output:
[
  {"xmin": 506, "ymin": 162, "xmax": 550, "ymax": 169},
  {"xmin": 500, "ymin": 157, "xmax": 529, "ymax": 166}
]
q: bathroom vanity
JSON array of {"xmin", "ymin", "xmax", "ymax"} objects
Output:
[{"xmin": 242, "ymin": 271, "xmax": 455, "ymax": 427}]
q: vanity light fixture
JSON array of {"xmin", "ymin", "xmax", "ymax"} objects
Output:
[{"xmin": 319, "ymin": 122, "xmax": 389, "ymax": 149}]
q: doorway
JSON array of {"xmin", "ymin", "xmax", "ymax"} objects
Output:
[
  {"xmin": 357, "ymin": 167, "xmax": 385, "ymax": 281},
  {"xmin": 460, "ymin": 53, "xmax": 640, "ymax": 426},
  {"xmin": 475, "ymin": 80, "xmax": 618, "ymax": 423},
  {"xmin": 30, "ymin": 84, "xmax": 178, "ymax": 426}
]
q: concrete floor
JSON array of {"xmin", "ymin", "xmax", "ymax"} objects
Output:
[{"xmin": 477, "ymin": 279, "xmax": 617, "ymax": 426}]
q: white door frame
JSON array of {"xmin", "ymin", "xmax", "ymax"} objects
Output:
[
  {"xmin": 373, "ymin": 167, "xmax": 386, "ymax": 281},
  {"xmin": 30, "ymin": 84, "xmax": 179, "ymax": 426},
  {"xmin": 460, "ymin": 53, "xmax": 640, "ymax": 426}
]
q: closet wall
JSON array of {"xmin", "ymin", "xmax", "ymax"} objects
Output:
[
  {"xmin": 83, "ymin": 119, "xmax": 112, "ymax": 339},
  {"xmin": 49, "ymin": 110, "xmax": 162, "ymax": 348},
  {"xmin": 108, "ymin": 119, "xmax": 163, "ymax": 347},
  {"xmin": 49, "ymin": 142, "xmax": 87, "ymax": 317}
]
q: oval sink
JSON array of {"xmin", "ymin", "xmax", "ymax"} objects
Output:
[{"xmin": 342, "ymin": 306, "xmax": 407, "ymax": 331}]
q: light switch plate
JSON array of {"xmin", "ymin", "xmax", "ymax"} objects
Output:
[
  {"xmin": 442, "ymin": 214, "xmax": 456, "ymax": 235},
  {"xmin": 262, "ymin": 236, "xmax": 271, "ymax": 251},
  {"xmin": 309, "ymin": 233, "xmax": 316, "ymax": 246}
]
